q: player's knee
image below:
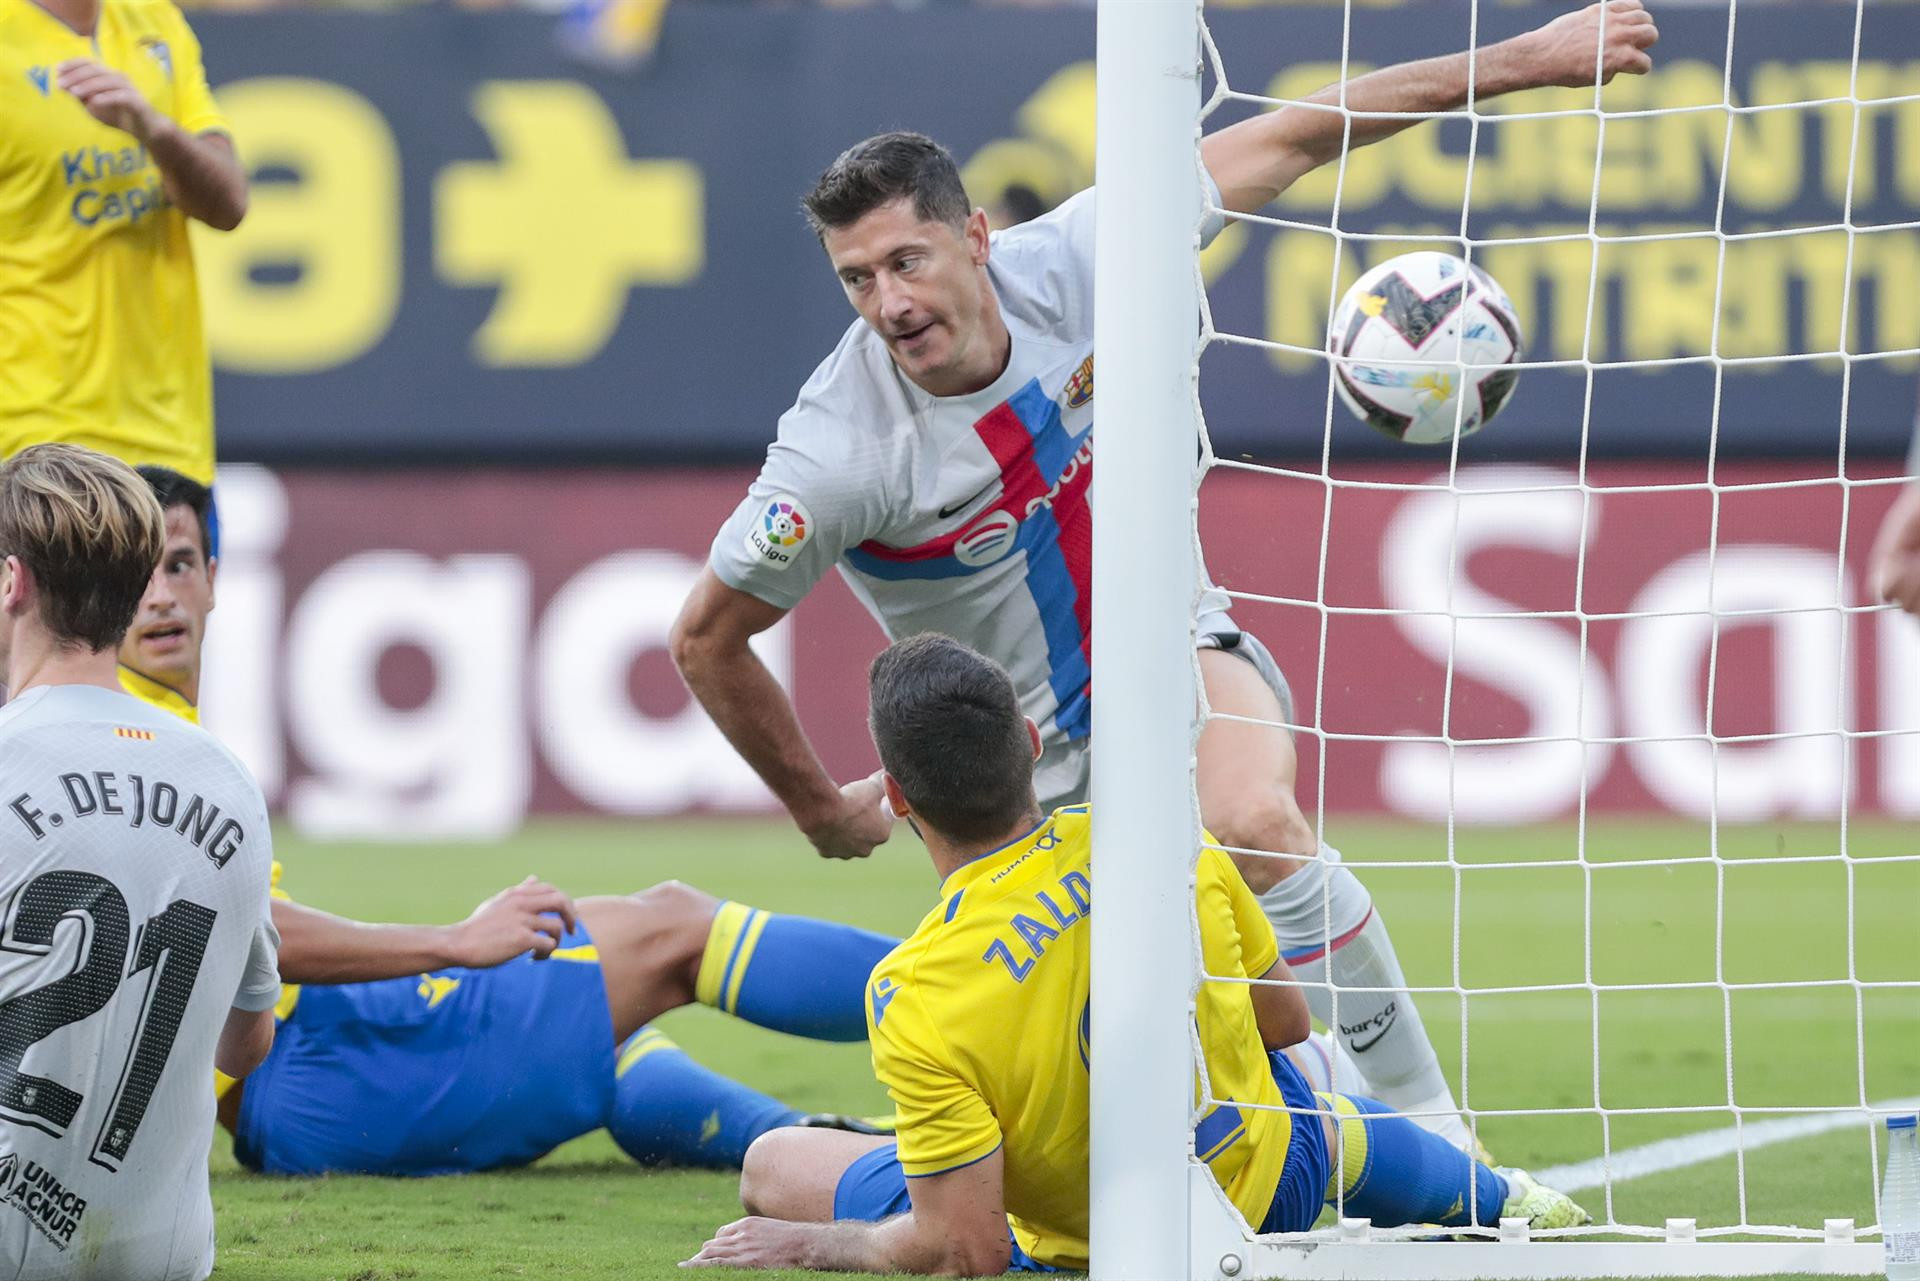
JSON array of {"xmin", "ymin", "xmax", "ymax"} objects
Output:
[
  {"xmin": 738, "ymin": 1129, "xmax": 798, "ymax": 1219},
  {"xmin": 1209, "ymin": 790, "xmax": 1316, "ymax": 892},
  {"xmin": 623, "ymin": 880, "xmax": 721, "ymax": 990},
  {"xmin": 631, "ymin": 879, "xmax": 719, "ymax": 926},
  {"xmin": 631, "ymin": 879, "xmax": 720, "ymax": 947}
]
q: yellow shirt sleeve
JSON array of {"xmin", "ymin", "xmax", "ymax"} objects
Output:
[
  {"xmin": 867, "ymin": 966, "xmax": 1003, "ymax": 1178},
  {"xmin": 1197, "ymin": 846, "xmax": 1279, "ymax": 981},
  {"xmin": 160, "ymin": 4, "xmax": 227, "ymax": 136}
]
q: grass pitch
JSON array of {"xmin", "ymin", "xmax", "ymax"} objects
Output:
[{"xmin": 208, "ymin": 817, "xmax": 1920, "ymax": 1280}]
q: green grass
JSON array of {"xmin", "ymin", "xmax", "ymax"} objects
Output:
[{"xmin": 208, "ymin": 817, "xmax": 1920, "ymax": 1279}]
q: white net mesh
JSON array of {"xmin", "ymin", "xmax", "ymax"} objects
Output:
[{"xmin": 1181, "ymin": 0, "xmax": 1920, "ymax": 1270}]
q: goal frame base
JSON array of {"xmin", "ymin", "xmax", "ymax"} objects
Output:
[{"xmin": 1186, "ymin": 1165, "xmax": 1886, "ymax": 1279}]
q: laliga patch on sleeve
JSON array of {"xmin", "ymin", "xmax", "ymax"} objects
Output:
[{"xmin": 744, "ymin": 494, "xmax": 814, "ymax": 570}]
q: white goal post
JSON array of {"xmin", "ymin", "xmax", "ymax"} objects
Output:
[
  {"xmin": 1087, "ymin": 1, "xmax": 1903, "ymax": 1277},
  {"xmin": 1088, "ymin": 1, "xmax": 1205, "ymax": 1278}
]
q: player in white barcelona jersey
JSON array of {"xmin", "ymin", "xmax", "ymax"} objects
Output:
[
  {"xmin": 673, "ymin": 3, "xmax": 1661, "ymax": 1153},
  {"xmin": 0, "ymin": 445, "xmax": 278, "ymax": 1281}
]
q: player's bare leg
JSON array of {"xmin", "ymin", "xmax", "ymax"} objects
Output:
[
  {"xmin": 1195, "ymin": 649, "xmax": 1318, "ymax": 894},
  {"xmin": 579, "ymin": 885, "xmax": 894, "ymax": 1169},
  {"xmin": 740, "ymin": 1128, "xmax": 895, "ymax": 1221},
  {"xmin": 577, "ymin": 883, "xmax": 717, "ymax": 1042},
  {"xmin": 1196, "ymin": 649, "xmax": 1475, "ymax": 1154}
]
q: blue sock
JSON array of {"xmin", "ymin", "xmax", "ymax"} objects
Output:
[
  {"xmin": 695, "ymin": 902, "xmax": 897, "ymax": 1041},
  {"xmin": 1321, "ymin": 1092, "xmax": 1508, "ymax": 1228},
  {"xmin": 607, "ymin": 1027, "xmax": 802, "ymax": 1169}
]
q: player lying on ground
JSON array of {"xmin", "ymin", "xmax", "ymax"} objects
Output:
[
  {"xmin": 685, "ymin": 636, "xmax": 1589, "ymax": 1275},
  {"xmin": 672, "ymin": 1, "xmax": 1660, "ymax": 1155},
  {"xmin": 125, "ymin": 467, "xmax": 898, "ymax": 1176},
  {"xmin": 0, "ymin": 445, "xmax": 277, "ymax": 1280}
]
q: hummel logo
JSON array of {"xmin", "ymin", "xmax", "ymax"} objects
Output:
[
  {"xmin": 27, "ymin": 67, "xmax": 50, "ymax": 97},
  {"xmin": 937, "ymin": 482, "xmax": 998, "ymax": 520},
  {"xmin": 1341, "ymin": 1001, "xmax": 1399, "ymax": 1054}
]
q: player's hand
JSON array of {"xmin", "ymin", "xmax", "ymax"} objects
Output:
[
  {"xmin": 681, "ymin": 1216, "xmax": 814, "ymax": 1269},
  {"xmin": 1526, "ymin": 0, "xmax": 1660, "ymax": 89},
  {"xmin": 1871, "ymin": 483, "xmax": 1920, "ymax": 617},
  {"xmin": 447, "ymin": 876, "xmax": 578, "ymax": 969},
  {"xmin": 56, "ymin": 59, "xmax": 165, "ymax": 143},
  {"xmin": 801, "ymin": 771, "xmax": 894, "ymax": 861}
]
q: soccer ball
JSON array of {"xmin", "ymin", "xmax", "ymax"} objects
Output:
[{"xmin": 1328, "ymin": 251, "xmax": 1524, "ymax": 444}]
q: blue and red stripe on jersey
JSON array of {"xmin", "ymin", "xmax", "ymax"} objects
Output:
[{"xmin": 842, "ymin": 377, "xmax": 1093, "ymax": 740}]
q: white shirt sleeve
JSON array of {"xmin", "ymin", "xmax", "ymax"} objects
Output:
[
  {"xmin": 231, "ymin": 845, "xmax": 282, "ymax": 1013},
  {"xmin": 709, "ymin": 403, "xmax": 889, "ymax": 612},
  {"xmin": 232, "ymin": 916, "xmax": 281, "ymax": 1012}
]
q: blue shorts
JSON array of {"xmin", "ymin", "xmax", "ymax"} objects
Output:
[
  {"xmin": 1257, "ymin": 1050, "xmax": 1335, "ymax": 1234},
  {"xmin": 829, "ymin": 1053, "xmax": 1332, "ymax": 1265},
  {"xmin": 234, "ymin": 923, "xmax": 615, "ymax": 1175},
  {"xmin": 833, "ymin": 1143, "xmax": 1057, "ymax": 1273}
]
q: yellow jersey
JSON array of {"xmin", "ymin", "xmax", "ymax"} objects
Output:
[
  {"xmin": 865, "ymin": 806, "xmax": 1292, "ymax": 1270},
  {"xmin": 115, "ymin": 661, "xmax": 198, "ymax": 724},
  {"xmin": 0, "ymin": 0, "xmax": 226, "ymax": 484},
  {"xmin": 116, "ymin": 662, "xmax": 298, "ymax": 1098}
]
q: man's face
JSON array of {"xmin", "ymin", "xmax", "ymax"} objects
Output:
[
  {"xmin": 822, "ymin": 199, "xmax": 997, "ymax": 395},
  {"xmin": 119, "ymin": 506, "xmax": 214, "ymax": 688}
]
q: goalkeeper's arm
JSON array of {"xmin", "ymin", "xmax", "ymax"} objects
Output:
[{"xmin": 1202, "ymin": 0, "xmax": 1660, "ymax": 215}]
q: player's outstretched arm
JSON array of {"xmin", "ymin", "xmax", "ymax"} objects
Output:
[
  {"xmin": 1203, "ymin": 0, "xmax": 1659, "ymax": 214},
  {"xmin": 55, "ymin": 58, "xmax": 248, "ymax": 230},
  {"xmin": 684, "ymin": 1147, "xmax": 1012, "ymax": 1275},
  {"xmin": 1871, "ymin": 479, "xmax": 1920, "ymax": 617},
  {"xmin": 272, "ymin": 877, "xmax": 578, "ymax": 985},
  {"xmin": 672, "ymin": 568, "xmax": 893, "ymax": 861}
]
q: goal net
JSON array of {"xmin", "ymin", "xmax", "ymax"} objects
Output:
[{"xmin": 1089, "ymin": 1, "xmax": 1919, "ymax": 1278}]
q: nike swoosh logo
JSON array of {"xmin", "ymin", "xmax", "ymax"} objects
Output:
[
  {"xmin": 938, "ymin": 482, "xmax": 998, "ymax": 520},
  {"xmin": 1350, "ymin": 1012, "xmax": 1398, "ymax": 1054}
]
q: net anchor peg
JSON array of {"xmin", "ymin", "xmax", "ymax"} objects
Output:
[
  {"xmin": 1666, "ymin": 1218, "xmax": 1698, "ymax": 1243},
  {"xmin": 1499, "ymin": 1216, "xmax": 1529, "ymax": 1243},
  {"xmin": 1337, "ymin": 1217, "xmax": 1371, "ymax": 1243},
  {"xmin": 1824, "ymin": 1218, "xmax": 1856, "ymax": 1243},
  {"xmin": 1217, "ymin": 1252, "xmax": 1243, "ymax": 1277}
]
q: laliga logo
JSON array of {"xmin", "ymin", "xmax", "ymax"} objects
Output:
[
  {"xmin": 745, "ymin": 494, "xmax": 813, "ymax": 570},
  {"xmin": 954, "ymin": 510, "xmax": 1019, "ymax": 568},
  {"xmin": 762, "ymin": 500, "xmax": 807, "ymax": 548}
]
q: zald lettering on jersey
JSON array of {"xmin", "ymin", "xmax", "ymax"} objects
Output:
[
  {"xmin": 982, "ymin": 866, "xmax": 1092, "ymax": 983},
  {"xmin": 60, "ymin": 145, "xmax": 166, "ymax": 228},
  {"xmin": 0, "ymin": 1152, "xmax": 87, "ymax": 1251}
]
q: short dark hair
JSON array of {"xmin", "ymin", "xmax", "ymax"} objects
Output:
[
  {"xmin": 995, "ymin": 182, "xmax": 1048, "ymax": 227},
  {"xmin": 802, "ymin": 132, "xmax": 971, "ymax": 238},
  {"xmin": 136, "ymin": 465, "xmax": 213, "ymax": 560},
  {"xmin": 867, "ymin": 634, "xmax": 1036, "ymax": 844}
]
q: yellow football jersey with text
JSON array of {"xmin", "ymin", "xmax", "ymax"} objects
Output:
[
  {"xmin": 866, "ymin": 806, "xmax": 1292, "ymax": 1270},
  {"xmin": 117, "ymin": 662, "xmax": 297, "ymax": 1098},
  {"xmin": 0, "ymin": 0, "xmax": 226, "ymax": 483}
]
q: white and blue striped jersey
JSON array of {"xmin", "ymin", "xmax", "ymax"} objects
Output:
[{"xmin": 713, "ymin": 188, "xmax": 1224, "ymax": 803}]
